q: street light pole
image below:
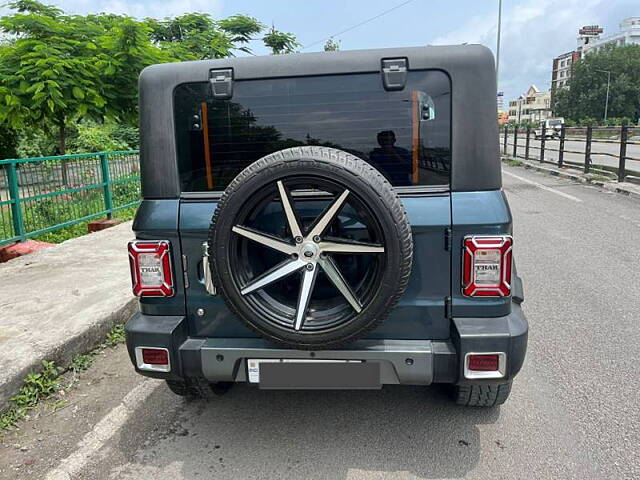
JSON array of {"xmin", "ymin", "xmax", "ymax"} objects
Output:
[
  {"xmin": 597, "ymin": 69, "xmax": 611, "ymax": 122},
  {"xmin": 496, "ymin": 0, "xmax": 502, "ymax": 83}
]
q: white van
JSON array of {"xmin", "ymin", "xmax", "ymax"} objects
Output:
[{"xmin": 534, "ymin": 118, "xmax": 564, "ymax": 139}]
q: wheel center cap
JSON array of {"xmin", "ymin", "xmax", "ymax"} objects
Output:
[{"xmin": 300, "ymin": 242, "xmax": 318, "ymax": 259}]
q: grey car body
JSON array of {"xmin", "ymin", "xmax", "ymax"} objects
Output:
[{"xmin": 125, "ymin": 45, "xmax": 527, "ymax": 405}]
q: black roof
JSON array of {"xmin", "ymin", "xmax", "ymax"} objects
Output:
[{"xmin": 139, "ymin": 45, "xmax": 500, "ymax": 198}]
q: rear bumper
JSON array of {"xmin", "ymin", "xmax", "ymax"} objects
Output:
[{"xmin": 125, "ymin": 303, "xmax": 527, "ymax": 386}]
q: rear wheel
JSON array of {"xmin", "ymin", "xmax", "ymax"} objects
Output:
[{"xmin": 453, "ymin": 381, "xmax": 512, "ymax": 407}]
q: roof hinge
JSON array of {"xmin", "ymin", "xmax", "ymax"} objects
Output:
[
  {"xmin": 444, "ymin": 227, "xmax": 452, "ymax": 251},
  {"xmin": 381, "ymin": 58, "xmax": 408, "ymax": 91},
  {"xmin": 209, "ymin": 68, "xmax": 233, "ymax": 99}
]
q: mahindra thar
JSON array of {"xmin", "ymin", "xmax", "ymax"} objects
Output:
[{"xmin": 125, "ymin": 45, "xmax": 528, "ymax": 407}]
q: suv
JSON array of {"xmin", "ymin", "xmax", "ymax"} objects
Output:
[{"xmin": 125, "ymin": 45, "xmax": 527, "ymax": 407}]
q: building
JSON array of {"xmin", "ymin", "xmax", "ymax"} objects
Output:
[
  {"xmin": 551, "ymin": 19, "xmax": 640, "ymax": 92},
  {"xmin": 551, "ymin": 25, "xmax": 603, "ymax": 92},
  {"xmin": 551, "ymin": 50, "xmax": 580, "ymax": 91},
  {"xmin": 582, "ymin": 17, "xmax": 640, "ymax": 55},
  {"xmin": 507, "ymin": 85, "xmax": 552, "ymax": 124}
]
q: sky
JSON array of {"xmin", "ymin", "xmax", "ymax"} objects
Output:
[{"xmin": 1, "ymin": 0, "xmax": 638, "ymax": 104}]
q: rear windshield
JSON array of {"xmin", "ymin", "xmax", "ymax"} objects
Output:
[{"xmin": 174, "ymin": 70, "xmax": 451, "ymax": 192}]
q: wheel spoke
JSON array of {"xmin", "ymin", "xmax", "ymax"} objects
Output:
[
  {"xmin": 240, "ymin": 259, "xmax": 305, "ymax": 295},
  {"xmin": 232, "ymin": 226, "xmax": 297, "ymax": 255},
  {"xmin": 294, "ymin": 266, "xmax": 318, "ymax": 330},
  {"xmin": 277, "ymin": 180, "xmax": 303, "ymax": 239},
  {"xmin": 319, "ymin": 240, "xmax": 384, "ymax": 254},
  {"xmin": 318, "ymin": 256, "xmax": 362, "ymax": 313},
  {"xmin": 308, "ymin": 189, "xmax": 350, "ymax": 239}
]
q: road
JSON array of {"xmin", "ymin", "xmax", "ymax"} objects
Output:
[
  {"xmin": 2, "ymin": 165, "xmax": 639, "ymax": 479},
  {"xmin": 500, "ymin": 133, "xmax": 640, "ymax": 177}
]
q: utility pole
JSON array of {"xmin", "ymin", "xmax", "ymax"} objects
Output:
[{"xmin": 496, "ymin": 0, "xmax": 502, "ymax": 83}]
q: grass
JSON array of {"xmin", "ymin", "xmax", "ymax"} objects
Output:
[
  {"xmin": 585, "ymin": 173, "xmax": 615, "ymax": 183},
  {"xmin": 506, "ymin": 159, "xmax": 524, "ymax": 167},
  {"xmin": 0, "ymin": 322, "xmax": 127, "ymax": 434},
  {"xmin": 70, "ymin": 352, "xmax": 95, "ymax": 373},
  {"xmin": 104, "ymin": 323, "xmax": 126, "ymax": 347},
  {"xmin": 0, "ymin": 360, "xmax": 62, "ymax": 431},
  {"xmin": 32, "ymin": 205, "xmax": 138, "ymax": 244}
]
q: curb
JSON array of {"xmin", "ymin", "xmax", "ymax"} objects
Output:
[
  {"xmin": 0, "ymin": 298, "xmax": 137, "ymax": 408},
  {"xmin": 501, "ymin": 156, "xmax": 640, "ymax": 200}
]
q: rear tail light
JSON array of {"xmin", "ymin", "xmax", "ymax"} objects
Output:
[
  {"xmin": 462, "ymin": 235, "xmax": 512, "ymax": 297},
  {"xmin": 135, "ymin": 347, "xmax": 170, "ymax": 372},
  {"xmin": 128, "ymin": 240, "xmax": 174, "ymax": 297},
  {"xmin": 464, "ymin": 352, "xmax": 506, "ymax": 379}
]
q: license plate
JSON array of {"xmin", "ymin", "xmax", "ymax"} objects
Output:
[{"xmin": 247, "ymin": 359, "xmax": 380, "ymax": 389}]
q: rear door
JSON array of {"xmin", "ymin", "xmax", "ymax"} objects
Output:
[{"xmin": 176, "ymin": 69, "xmax": 452, "ymax": 340}]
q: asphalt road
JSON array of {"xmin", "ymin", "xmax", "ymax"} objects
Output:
[
  {"xmin": 2, "ymin": 165, "xmax": 639, "ymax": 480},
  {"xmin": 500, "ymin": 133, "xmax": 640, "ymax": 176}
]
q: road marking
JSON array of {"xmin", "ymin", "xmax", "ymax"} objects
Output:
[
  {"xmin": 503, "ymin": 170, "xmax": 582, "ymax": 202},
  {"xmin": 44, "ymin": 378, "xmax": 161, "ymax": 480}
]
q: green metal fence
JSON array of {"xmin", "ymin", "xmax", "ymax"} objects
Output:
[{"xmin": 0, "ymin": 150, "xmax": 140, "ymax": 247}]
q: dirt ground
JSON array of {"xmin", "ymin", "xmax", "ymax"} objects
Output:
[{"xmin": 0, "ymin": 344, "xmax": 141, "ymax": 479}]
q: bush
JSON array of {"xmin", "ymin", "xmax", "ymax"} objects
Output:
[
  {"xmin": 14, "ymin": 121, "xmax": 139, "ymax": 158},
  {"xmin": 67, "ymin": 121, "xmax": 138, "ymax": 153},
  {"xmin": 16, "ymin": 128, "xmax": 59, "ymax": 158}
]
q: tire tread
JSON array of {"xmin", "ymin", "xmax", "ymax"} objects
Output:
[{"xmin": 455, "ymin": 381, "xmax": 512, "ymax": 407}]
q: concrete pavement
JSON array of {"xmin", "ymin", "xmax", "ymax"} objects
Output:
[
  {"xmin": 0, "ymin": 221, "xmax": 136, "ymax": 406},
  {"xmin": 2, "ymin": 166, "xmax": 639, "ymax": 479},
  {"xmin": 502, "ymin": 155, "xmax": 640, "ymax": 200}
]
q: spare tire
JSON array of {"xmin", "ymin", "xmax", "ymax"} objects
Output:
[{"xmin": 209, "ymin": 146, "xmax": 412, "ymax": 349}]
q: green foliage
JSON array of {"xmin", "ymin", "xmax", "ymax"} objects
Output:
[
  {"xmin": 603, "ymin": 116, "xmax": 632, "ymax": 127},
  {"xmin": 579, "ymin": 116, "xmax": 598, "ymax": 126},
  {"xmin": 324, "ymin": 37, "xmax": 340, "ymax": 52},
  {"xmin": 0, "ymin": 124, "xmax": 18, "ymax": 159},
  {"xmin": 67, "ymin": 121, "xmax": 138, "ymax": 153},
  {"xmin": 218, "ymin": 14, "xmax": 264, "ymax": 54},
  {"xmin": 0, "ymin": 1, "xmax": 299, "ymax": 153},
  {"xmin": 0, "ymin": 2, "xmax": 115, "ymax": 152},
  {"xmin": 0, "ymin": 360, "xmax": 61, "ymax": 431},
  {"xmin": 71, "ymin": 353, "xmax": 94, "ymax": 373},
  {"xmin": 554, "ymin": 45, "xmax": 640, "ymax": 123},
  {"xmin": 105, "ymin": 324, "xmax": 126, "ymax": 346},
  {"xmin": 263, "ymin": 26, "xmax": 300, "ymax": 55},
  {"xmin": 16, "ymin": 127, "xmax": 58, "ymax": 158},
  {"xmin": 146, "ymin": 13, "xmax": 264, "ymax": 60}
]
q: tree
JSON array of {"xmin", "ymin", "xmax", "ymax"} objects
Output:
[
  {"xmin": 263, "ymin": 26, "xmax": 300, "ymax": 55},
  {"xmin": 554, "ymin": 45, "xmax": 640, "ymax": 123},
  {"xmin": 0, "ymin": 1, "xmax": 110, "ymax": 154},
  {"xmin": 218, "ymin": 14, "xmax": 264, "ymax": 54},
  {"xmin": 324, "ymin": 37, "xmax": 340, "ymax": 52},
  {"xmin": 146, "ymin": 13, "xmax": 264, "ymax": 60},
  {"xmin": 0, "ymin": 1, "xmax": 300, "ymax": 158}
]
